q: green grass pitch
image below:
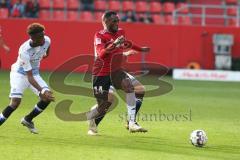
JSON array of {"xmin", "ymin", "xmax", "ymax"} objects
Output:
[{"xmin": 0, "ymin": 70, "xmax": 240, "ymax": 160}]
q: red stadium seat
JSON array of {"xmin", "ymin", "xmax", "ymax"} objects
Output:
[
  {"xmin": 39, "ymin": 0, "xmax": 51, "ymax": 9},
  {"xmin": 152, "ymin": 14, "xmax": 163, "ymax": 24},
  {"xmin": 164, "ymin": 15, "xmax": 174, "ymax": 25},
  {"xmin": 67, "ymin": 11, "xmax": 79, "ymax": 21},
  {"xmin": 206, "ymin": 18, "xmax": 225, "ymax": 26},
  {"xmin": 109, "ymin": 0, "xmax": 121, "ymax": 11},
  {"xmin": 227, "ymin": 6, "xmax": 237, "ymax": 16},
  {"xmin": 39, "ymin": 10, "xmax": 51, "ymax": 20},
  {"xmin": 228, "ymin": 18, "xmax": 238, "ymax": 27},
  {"xmin": 94, "ymin": 11, "xmax": 104, "ymax": 21},
  {"xmin": 191, "ymin": 17, "xmax": 202, "ymax": 25},
  {"xmin": 67, "ymin": 0, "xmax": 80, "ymax": 10},
  {"xmin": 53, "ymin": 10, "xmax": 65, "ymax": 20},
  {"xmin": 53, "ymin": 0, "xmax": 65, "ymax": 9},
  {"xmin": 94, "ymin": 0, "xmax": 107, "ymax": 11},
  {"xmin": 190, "ymin": 8, "xmax": 202, "ymax": 14},
  {"xmin": 80, "ymin": 11, "xmax": 93, "ymax": 21},
  {"xmin": 206, "ymin": 8, "xmax": 224, "ymax": 15},
  {"xmin": 163, "ymin": 2, "xmax": 175, "ymax": 14},
  {"xmin": 0, "ymin": 8, "xmax": 9, "ymax": 18},
  {"xmin": 122, "ymin": 1, "xmax": 134, "ymax": 12},
  {"xmin": 176, "ymin": 2, "xmax": 189, "ymax": 14},
  {"xmin": 135, "ymin": 1, "xmax": 148, "ymax": 13},
  {"xmin": 178, "ymin": 16, "xmax": 191, "ymax": 25},
  {"xmin": 149, "ymin": 1, "xmax": 162, "ymax": 13},
  {"xmin": 225, "ymin": 0, "xmax": 238, "ymax": 5}
]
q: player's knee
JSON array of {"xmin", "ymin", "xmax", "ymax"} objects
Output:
[
  {"xmin": 108, "ymin": 92, "xmax": 115, "ymax": 104},
  {"xmin": 135, "ymin": 84, "xmax": 145, "ymax": 95},
  {"xmin": 121, "ymin": 78, "xmax": 134, "ymax": 93},
  {"xmin": 97, "ymin": 100, "xmax": 112, "ymax": 115},
  {"xmin": 9, "ymin": 98, "xmax": 21, "ymax": 109},
  {"xmin": 41, "ymin": 97, "xmax": 52, "ymax": 104}
]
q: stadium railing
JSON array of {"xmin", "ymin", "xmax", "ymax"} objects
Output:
[{"xmin": 173, "ymin": 4, "xmax": 240, "ymax": 27}]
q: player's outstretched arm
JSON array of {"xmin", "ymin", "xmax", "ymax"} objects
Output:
[
  {"xmin": 123, "ymin": 50, "xmax": 138, "ymax": 56},
  {"xmin": 131, "ymin": 43, "xmax": 150, "ymax": 53}
]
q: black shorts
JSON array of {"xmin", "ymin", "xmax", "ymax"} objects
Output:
[{"xmin": 92, "ymin": 70, "xmax": 130, "ymax": 95}]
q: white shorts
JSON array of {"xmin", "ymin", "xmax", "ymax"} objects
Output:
[
  {"xmin": 9, "ymin": 72, "xmax": 49, "ymax": 98},
  {"xmin": 109, "ymin": 72, "xmax": 138, "ymax": 93}
]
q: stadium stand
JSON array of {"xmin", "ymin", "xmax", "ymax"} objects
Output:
[
  {"xmin": 0, "ymin": 8, "xmax": 9, "ymax": 18},
  {"xmin": 108, "ymin": 0, "xmax": 121, "ymax": 11},
  {"xmin": 67, "ymin": 0, "xmax": 80, "ymax": 10},
  {"xmin": 0, "ymin": 0, "xmax": 239, "ymax": 27}
]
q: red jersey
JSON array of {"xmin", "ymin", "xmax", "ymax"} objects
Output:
[{"xmin": 93, "ymin": 28, "xmax": 141, "ymax": 76}]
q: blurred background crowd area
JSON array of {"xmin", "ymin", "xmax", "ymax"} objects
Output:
[{"xmin": 0, "ymin": 0, "xmax": 239, "ymax": 27}]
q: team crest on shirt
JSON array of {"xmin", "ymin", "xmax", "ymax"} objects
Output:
[{"xmin": 20, "ymin": 61, "xmax": 25, "ymax": 66}]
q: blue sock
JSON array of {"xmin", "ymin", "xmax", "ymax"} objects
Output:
[
  {"xmin": 136, "ymin": 99, "xmax": 142, "ymax": 115},
  {"xmin": 25, "ymin": 100, "xmax": 50, "ymax": 122}
]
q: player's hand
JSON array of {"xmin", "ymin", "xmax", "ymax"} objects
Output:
[
  {"xmin": 123, "ymin": 50, "xmax": 138, "ymax": 56},
  {"xmin": 3, "ymin": 45, "xmax": 10, "ymax": 53},
  {"xmin": 141, "ymin": 47, "xmax": 150, "ymax": 52},
  {"xmin": 113, "ymin": 35, "xmax": 125, "ymax": 47},
  {"xmin": 40, "ymin": 90, "xmax": 55, "ymax": 102}
]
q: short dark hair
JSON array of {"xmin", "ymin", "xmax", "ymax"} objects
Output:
[
  {"xmin": 102, "ymin": 11, "xmax": 117, "ymax": 21},
  {"xmin": 27, "ymin": 23, "xmax": 45, "ymax": 35}
]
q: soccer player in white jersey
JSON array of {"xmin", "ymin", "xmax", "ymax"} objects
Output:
[{"xmin": 0, "ymin": 23, "xmax": 55, "ymax": 134}]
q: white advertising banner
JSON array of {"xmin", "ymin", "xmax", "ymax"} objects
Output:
[{"xmin": 173, "ymin": 69, "xmax": 240, "ymax": 82}]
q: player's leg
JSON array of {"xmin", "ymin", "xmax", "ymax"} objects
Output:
[
  {"xmin": 112, "ymin": 71, "xmax": 140, "ymax": 130},
  {"xmin": 0, "ymin": 98, "xmax": 21, "ymax": 125},
  {"xmin": 94, "ymin": 89, "xmax": 114, "ymax": 126},
  {"xmin": 21, "ymin": 75, "xmax": 51, "ymax": 134},
  {"xmin": 126, "ymin": 73, "xmax": 145, "ymax": 117},
  {"xmin": 118, "ymin": 72, "xmax": 147, "ymax": 132},
  {"xmin": 88, "ymin": 90, "xmax": 114, "ymax": 135},
  {"xmin": 0, "ymin": 72, "xmax": 27, "ymax": 125},
  {"xmin": 88, "ymin": 76, "xmax": 112, "ymax": 135},
  {"xmin": 133, "ymin": 81, "xmax": 145, "ymax": 118}
]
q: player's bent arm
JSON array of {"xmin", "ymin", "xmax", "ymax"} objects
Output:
[
  {"xmin": 96, "ymin": 35, "xmax": 125, "ymax": 59},
  {"xmin": 97, "ymin": 43, "xmax": 116, "ymax": 59},
  {"xmin": 26, "ymin": 70, "xmax": 43, "ymax": 92}
]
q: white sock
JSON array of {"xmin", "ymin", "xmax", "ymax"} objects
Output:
[
  {"xmin": 86, "ymin": 104, "xmax": 99, "ymax": 120},
  {"xmin": 126, "ymin": 92, "xmax": 136, "ymax": 125},
  {"xmin": 0, "ymin": 113, "xmax": 6, "ymax": 120}
]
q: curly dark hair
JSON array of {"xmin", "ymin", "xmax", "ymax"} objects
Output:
[
  {"xmin": 27, "ymin": 23, "xmax": 45, "ymax": 35},
  {"xmin": 102, "ymin": 11, "xmax": 117, "ymax": 21}
]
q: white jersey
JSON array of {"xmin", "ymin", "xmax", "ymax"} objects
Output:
[{"xmin": 11, "ymin": 36, "xmax": 51, "ymax": 75}]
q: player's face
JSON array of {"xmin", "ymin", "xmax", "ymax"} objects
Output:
[
  {"xmin": 105, "ymin": 15, "xmax": 119, "ymax": 33},
  {"xmin": 30, "ymin": 32, "xmax": 45, "ymax": 46}
]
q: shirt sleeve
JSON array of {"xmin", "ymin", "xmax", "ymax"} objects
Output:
[
  {"xmin": 19, "ymin": 52, "xmax": 32, "ymax": 71},
  {"xmin": 131, "ymin": 43, "xmax": 142, "ymax": 51},
  {"xmin": 44, "ymin": 36, "xmax": 51, "ymax": 45},
  {"xmin": 94, "ymin": 33, "xmax": 108, "ymax": 59}
]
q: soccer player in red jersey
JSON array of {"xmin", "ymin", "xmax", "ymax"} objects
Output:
[{"xmin": 88, "ymin": 11, "xmax": 150, "ymax": 135}]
